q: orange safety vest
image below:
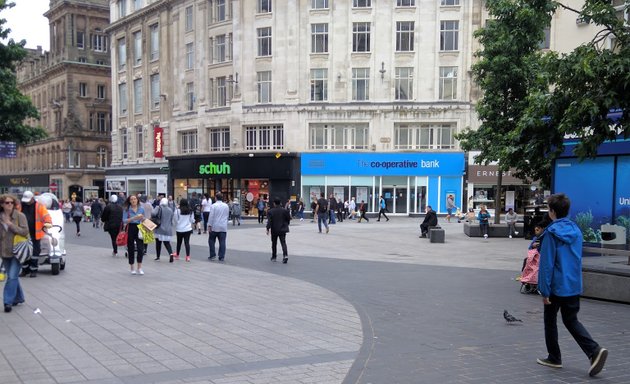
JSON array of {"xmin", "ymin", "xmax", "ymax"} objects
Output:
[{"xmin": 20, "ymin": 202, "xmax": 53, "ymax": 241}]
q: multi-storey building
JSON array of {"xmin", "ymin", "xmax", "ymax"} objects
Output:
[
  {"xmin": 1, "ymin": 0, "xmax": 112, "ymax": 201},
  {"xmin": 106, "ymin": 0, "xmax": 609, "ymax": 215},
  {"xmin": 108, "ymin": 0, "xmax": 477, "ymax": 214}
]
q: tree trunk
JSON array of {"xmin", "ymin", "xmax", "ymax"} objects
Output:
[{"xmin": 495, "ymin": 170, "xmax": 503, "ymax": 224}]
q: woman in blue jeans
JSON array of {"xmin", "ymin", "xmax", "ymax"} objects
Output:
[
  {"xmin": 0, "ymin": 194, "xmax": 30, "ymax": 313},
  {"xmin": 477, "ymin": 205, "xmax": 491, "ymax": 238}
]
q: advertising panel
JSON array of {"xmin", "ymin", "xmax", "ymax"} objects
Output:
[{"xmin": 614, "ymin": 156, "xmax": 630, "ymax": 244}]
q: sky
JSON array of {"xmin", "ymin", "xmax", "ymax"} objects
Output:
[{"xmin": 2, "ymin": 0, "xmax": 50, "ymax": 51}]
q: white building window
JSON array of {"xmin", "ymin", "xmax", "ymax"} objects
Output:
[
  {"xmin": 257, "ymin": 27, "xmax": 272, "ymax": 56},
  {"xmin": 440, "ymin": 20, "xmax": 459, "ymax": 51},
  {"xmin": 309, "ymin": 124, "xmax": 368, "ymax": 150},
  {"xmin": 245, "ymin": 125, "xmax": 284, "ymax": 151},
  {"xmin": 120, "ymin": 127, "xmax": 128, "ymax": 159},
  {"xmin": 180, "ymin": 131, "xmax": 198, "ymax": 154},
  {"xmin": 150, "ymin": 24, "xmax": 159, "ymax": 61},
  {"xmin": 133, "ymin": 0, "xmax": 143, "ymax": 11},
  {"xmin": 97, "ymin": 146, "xmax": 108, "ymax": 168},
  {"xmin": 310, "ymin": 69, "xmax": 328, "ymax": 101},
  {"xmin": 185, "ymin": 6, "xmax": 194, "ymax": 32},
  {"xmin": 353, "ymin": 0, "xmax": 371, "ymax": 7},
  {"xmin": 135, "ymin": 126, "xmax": 144, "ymax": 158},
  {"xmin": 186, "ymin": 82, "xmax": 195, "ymax": 111},
  {"xmin": 150, "ymin": 73, "xmax": 160, "ymax": 110},
  {"xmin": 257, "ymin": 0, "xmax": 271, "ymax": 13},
  {"xmin": 117, "ymin": 38, "xmax": 126, "ymax": 70},
  {"xmin": 215, "ymin": 0, "xmax": 227, "ymax": 22},
  {"xmin": 539, "ymin": 27, "xmax": 551, "ymax": 49},
  {"xmin": 217, "ymin": 77, "xmax": 227, "ymax": 107},
  {"xmin": 97, "ymin": 112, "xmax": 108, "ymax": 133},
  {"xmin": 118, "ymin": 83, "xmax": 128, "ymax": 116},
  {"xmin": 397, "ymin": 0, "xmax": 415, "ymax": 6},
  {"xmin": 77, "ymin": 31, "xmax": 85, "ymax": 49},
  {"xmin": 257, "ymin": 71, "xmax": 272, "ymax": 104},
  {"xmin": 352, "ymin": 22, "xmax": 370, "ymax": 52},
  {"xmin": 186, "ymin": 42, "xmax": 194, "ymax": 69},
  {"xmin": 394, "ymin": 123, "xmax": 455, "ymax": 149},
  {"xmin": 92, "ymin": 34, "xmax": 107, "ymax": 52},
  {"xmin": 395, "ymin": 67, "xmax": 413, "ymax": 100},
  {"xmin": 133, "ymin": 78, "xmax": 143, "ymax": 114},
  {"xmin": 312, "ymin": 0, "xmax": 328, "ymax": 9},
  {"xmin": 79, "ymin": 82, "xmax": 88, "ymax": 98},
  {"xmin": 209, "ymin": 127, "xmax": 230, "ymax": 152},
  {"xmin": 311, "ymin": 23, "xmax": 328, "ymax": 53},
  {"xmin": 352, "ymin": 68, "xmax": 369, "ymax": 101},
  {"xmin": 97, "ymin": 84, "xmax": 106, "ymax": 100},
  {"xmin": 441, "ymin": 0, "xmax": 460, "ymax": 5},
  {"xmin": 396, "ymin": 21, "xmax": 414, "ymax": 52},
  {"xmin": 439, "ymin": 66, "xmax": 457, "ymax": 100},
  {"xmin": 215, "ymin": 34, "xmax": 226, "ymax": 62},
  {"xmin": 133, "ymin": 31, "xmax": 142, "ymax": 66},
  {"xmin": 118, "ymin": 0, "xmax": 127, "ymax": 18}
]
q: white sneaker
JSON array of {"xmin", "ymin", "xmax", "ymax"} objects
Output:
[
  {"xmin": 509, "ymin": 235, "xmax": 513, "ymax": 239},
  {"xmin": 131, "ymin": 269, "xmax": 137, "ymax": 275},
  {"xmin": 514, "ymin": 231, "xmax": 519, "ymax": 235},
  {"xmin": 300, "ymin": 218, "xmax": 304, "ymax": 221},
  {"xmin": 138, "ymin": 269, "xmax": 144, "ymax": 275},
  {"xmin": 484, "ymin": 234, "xmax": 488, "ymax": 239}
]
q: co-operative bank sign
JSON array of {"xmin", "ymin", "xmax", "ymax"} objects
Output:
[{"xmin": 301, "ymin": 153, "xmax": 464, "ymax": 176}]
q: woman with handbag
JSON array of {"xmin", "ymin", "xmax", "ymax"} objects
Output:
[
  {"xmin": 70, "ymin": 197, "xmax": 84, "ymax": 236},
  {"xmin": 123, "ymin": 195, "xmax": 145, "ymax": 275},
  {"xmin": 0, "ymin": 194, "xmax": 30, "ymax": 313},
  {"xmin": 101, "ymin": 195, "xmax": 124, "ymax": 257},
  {"xmin": 152, "ymin": 198, "xmax": 175, "ymax": 262}
]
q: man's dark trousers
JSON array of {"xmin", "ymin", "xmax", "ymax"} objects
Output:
[
  {"xmin": 271, "ymin": 233, "xmax": 287, "ymax": 258},
  {"xmin": 544, "ymin": 294, "xmax": 599, "ymax": 363}
]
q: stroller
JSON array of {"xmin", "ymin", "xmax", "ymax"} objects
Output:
[
  {"xmin": 36, "ymin": 193, "xmax": 67, "ymax": 275},
  {"xmin": 519, "ymin": 248, "xmax": 539, "ymax": 294}
]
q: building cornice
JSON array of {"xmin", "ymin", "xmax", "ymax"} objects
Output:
[
  {"xmin": 105, "ymin": 0, "xmax": 170, "ymax": 34},
  {"xmin": 19, "ymin": 61, "xmax": 111, "ymax": 89},
  {"xmin": 45, "ymin": 0, "xmax": 110, "ymax": 19}
]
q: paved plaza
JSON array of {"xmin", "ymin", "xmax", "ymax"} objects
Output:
[{"xmin": 1, "ymin": 217, "xmax": 630, "ymax": 383}]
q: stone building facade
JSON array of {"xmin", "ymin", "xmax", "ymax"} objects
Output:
[{"xmin": 1, "ymin": 0, "xmax": 111, "ymax": 201}]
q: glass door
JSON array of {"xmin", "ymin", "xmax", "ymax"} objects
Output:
[{"xmin": 394, "ymin": 186, "xmax": 408, "ymax": 214}]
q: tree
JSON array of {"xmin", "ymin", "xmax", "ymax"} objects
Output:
[
  {"xmin": 457, "ymin": 0, "xmax": 555, "ymax": 222},
  {"xmin": 521, "ymin": 0, "xmax": 630, "ymax": 160},
  {"xmin": 0, "ymin": 0, "xmax": 47, "ymax": 144}
]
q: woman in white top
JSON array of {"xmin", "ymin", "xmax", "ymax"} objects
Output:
[
  {"xmin": 201, "ymin": 193, "xmax": 212, "ymax": 233},
  {"xmin": 174, "ymin": 198, "xmax": 195, "ymax": 262}
]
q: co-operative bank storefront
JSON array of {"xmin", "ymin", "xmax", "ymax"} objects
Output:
[{"xmin": 301, "ymin": 152, "xmax": 465, "ymax": 215}]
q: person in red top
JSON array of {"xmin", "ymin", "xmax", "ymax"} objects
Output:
[{"xmin": 19, "ymin": 191, "xmax": 52, "ymax": 278}]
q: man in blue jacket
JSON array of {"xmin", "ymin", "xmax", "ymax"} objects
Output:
[{"xmin": 537, "ymin": 193, "xmax": 607, "ymax": 377}]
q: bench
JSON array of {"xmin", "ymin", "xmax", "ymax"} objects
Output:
[
  {"xmin": 463, "ymin": 222, "xmax": 525, "ymax": 238},
  {"xmin": 429, "ymin": 227, "xmax": 445, "ymax": 243}
]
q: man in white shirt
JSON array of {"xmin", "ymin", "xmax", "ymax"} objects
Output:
[{"xmin": 207, "ymin": 193, "xmax": 230, "ymax": 261}]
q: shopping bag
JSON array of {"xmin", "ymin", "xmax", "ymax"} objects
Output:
[
  {"xmin": 13, "ymin": 234, "xmax": 33, "ymax": 263},
  {"xmin": 138, "ymin": 223, "xmax": 155, "ymax": 244},
  {"xmin": 115, "ymin": 225, "xmax": 128, "ymax": 246}
]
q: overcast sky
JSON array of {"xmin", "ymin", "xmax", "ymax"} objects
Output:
[{"xmin": 2, "ymin": 0, "xmax": 50, "ymax": 51}]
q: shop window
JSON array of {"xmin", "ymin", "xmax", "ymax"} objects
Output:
[
  {"xmin": 310, "ymin": 123, "xmax": 368, "ymax": 150},
  {"xmin": 245, "ymin": 125, "xmax": 283, "ymax": 151}
]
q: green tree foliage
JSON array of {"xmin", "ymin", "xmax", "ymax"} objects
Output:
[
  {"xmin": 0, "ymin": 0, "xmax": 46, "ymax": 144},
  {"xmin": 522, "ymin": 0, "xmax": 630, "ymax": 160},
  {"xmin": 457, "ymin": 0, "xmax": 555, "ymax": 219}
]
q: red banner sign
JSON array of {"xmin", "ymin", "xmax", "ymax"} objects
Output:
[{"xmin": 153, "ymin": 126, "xmax": 164, "ymax": 158}]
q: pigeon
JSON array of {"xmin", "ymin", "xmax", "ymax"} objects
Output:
[{"xmin": 504, "ymin": 310, "xmax": 522, "ymax": 323}]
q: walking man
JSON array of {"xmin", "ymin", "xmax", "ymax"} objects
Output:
[
  {"xmin": 315, "ymin": 193, "xmax": 329, "ymax": 234},
  {"xmin": 377, "ymin": 195, "xmax": 389, "ymax": 222},
  {"xmin": 536, "ymin": 193, "xmax": 607, "ymax": 377},
  {"xmin": 266, "ymin": 197, "xmax": 291, "ymax": 264},
  {"xmin": 207, "ymin": 193, "xmax": 230, "ymax": 261}
]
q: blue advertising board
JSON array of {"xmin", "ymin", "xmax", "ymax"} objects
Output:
[
  {"xmin": 0, "ymin": 141, "xmax": 17, "ymax": 158},
  {"xmin": 615, "ymin": 156, "xmax": 630, "ymax": 227},
  {"xmin": 301, "ymin": 152, "xmax": 465, "ymax": 176}
]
